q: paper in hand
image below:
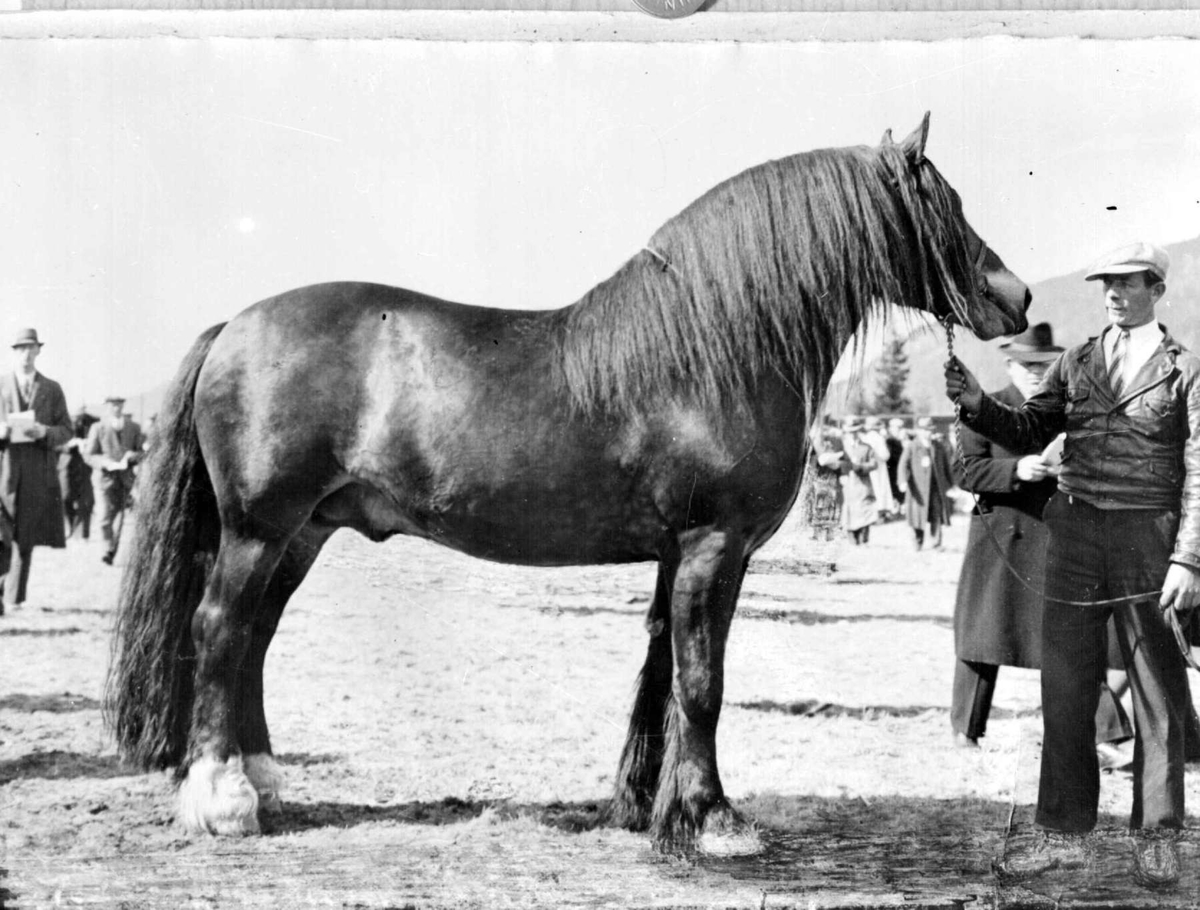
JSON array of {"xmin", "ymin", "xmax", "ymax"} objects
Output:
[
  {"xmin": 1041, "ymin": 433, "xmax": 1065, "ymax": 475},
  {"xmin": 8, "ymin": 410, "xmax": 36, "ymax": 444}
]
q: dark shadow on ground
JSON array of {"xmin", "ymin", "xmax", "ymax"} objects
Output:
[
  {"xmin": 731, "ymin": 699, "xmax": 1040, "ymax": 720},
  {"xmin": 0, "ymin": 626, "xmax": 84, "ymax": 637},
  {"xmin": 269, "ymin": 796, "xmax": 605, "ymax": 835},
  {"xmin": 0, "ymin": 750, "xmax": 129, "ymax": 785},
  {"xmin": 832, "ymin": 577, "xmax": 954, "ymax": 587},
  {"xmin": 0, "ymin": 692, "xmax": 101, "ymax": 712},
  {"xmin": 738, "ymin": 607, "xmax": 952, "ymax": 627},
  {"xmin": 706, "ymin": 795, "xmax": 1190, "ymax": 907},
  {"xmin": 275, "ymin": 751, "xmax": 345, "ymax": 767},
  {"xmin": 496, "ymin": 603, "xmax": 646, "ymax": 619},
  {"xmin": 33, "ymin": 605, "xmax": 112, "ymax": 616},
  {"xmin": 495, "ymin": 601, "xmax": 952, "ymax": 627}
]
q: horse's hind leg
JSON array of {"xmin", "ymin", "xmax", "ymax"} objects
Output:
[
  {"xmin": 610, "ymin": 555, "xmax": 678, "ymax": 830},
  {"xmin": 179, "ymin": 528, "xmax": 288, "ymax": 836},
  {"xmin": 237, "ymin": 525, "xmax": 332, "ymax": 818},
  {"xmin": 651, "ymin": 529, "xmax": 752, "ymax": 854}
]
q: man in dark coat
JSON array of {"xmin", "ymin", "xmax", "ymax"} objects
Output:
[
  {"xmin": 897, "ymin": 416, "xmax": 954, "ymax": 549},
  {"xmin": 952, "ymin": 324, "xmax": 1064, "ymax": 746},
  {"xmin": 58, "ymin": 407, "xmax": 98, "ymax": 540},
  {"xmin": 0, "ymin": 327, "xmax": 73, "ymax": 612}
]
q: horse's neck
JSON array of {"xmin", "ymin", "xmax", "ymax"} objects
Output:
[{"xmin": 757, "ymin": 300, "xmax": 868, "ymax": 410}]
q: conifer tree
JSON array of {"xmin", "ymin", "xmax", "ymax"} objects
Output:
[{"xmin": 872, "ymin": 334, "xmax": 912, "ymax": 415}]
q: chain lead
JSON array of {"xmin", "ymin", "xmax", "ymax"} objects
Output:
[{"xmin": 942, "ymin": 315, "xmax": 966, "ymax": 477}]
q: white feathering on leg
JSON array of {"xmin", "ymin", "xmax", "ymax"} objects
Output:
[
  {"xmin": 243, "ymin": 753, "xmax": 285, "ymax": 815},
  {"xmin": 178, "ymin": 755, "xmax": 261, "ymax": 836}
]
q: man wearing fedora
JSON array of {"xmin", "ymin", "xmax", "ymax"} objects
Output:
[
  {"xmin": 0, "ymin": 328, "xmax": 73, "ymax": 613},
  {"xmin": 946, "ymin": 242, "xmax": 1200, "ymax": 886},
  {"xmin": 897, "ymin": 415, "xmax": 954, "ymax": 550},
  {"xmin": 85, "ymin": 395, "xmax": 145, "ymax": 566},
  {"xmin": 951, "ymin": 323, "xmax": 1066, "ymax": 751}
]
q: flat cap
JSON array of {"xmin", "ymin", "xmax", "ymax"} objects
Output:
[{"xmin": 1084, "ymin": 241, "xmax": 1169, "ymax": 282}]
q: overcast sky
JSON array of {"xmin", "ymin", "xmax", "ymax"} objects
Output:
[{"xmin": 3, "ymin": 36, "xmax": 1199, "ymax": 415}]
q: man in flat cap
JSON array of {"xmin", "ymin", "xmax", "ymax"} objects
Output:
[
  {"xmin": 85, "ymin": 395, "xmax": 145, "ymax": 565},
  {"xmin": 0, "ymin": 328, "xmax": 73, "ymax": 613},
  {"xmin": 946, "ymin": 242, "xmax": 1199, "ymax": 886}
]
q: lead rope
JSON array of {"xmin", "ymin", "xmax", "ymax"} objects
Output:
[{"xmin": 940, "ymin": 317, "xmax": 1200, "ymax": 670}]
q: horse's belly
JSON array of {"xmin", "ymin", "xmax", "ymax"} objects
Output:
[{"xmin": 427, "ymin": 488, "xmax": 667, "ymax": 567}]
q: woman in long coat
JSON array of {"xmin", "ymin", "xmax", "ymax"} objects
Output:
[
  {"xmin": 839, "ymin": 417, "xmax": 879, "ymax": 545},
  {"xmin": 897, "ymin": 416, "xmax": 954, "ymax": 549}
]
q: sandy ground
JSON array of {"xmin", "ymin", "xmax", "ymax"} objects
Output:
[{"xmin": 3, "ymin": 508, "xmax": 1200, "ymax": 908}]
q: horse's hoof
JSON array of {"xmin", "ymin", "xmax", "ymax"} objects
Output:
[
  {"xmin": 244, "ymin": 753, "xmax": 285, "ymax": 816},
  {"xmin": 606, "ymin": 794, "xmax": 652, "ymax": 832},
  {"xmin": 698, "ymin": 805, "xmax": 764, "ymax": 856},
  {"xmin": 178, "ymin": 755, "xmax": 261, "ymax": 836}
]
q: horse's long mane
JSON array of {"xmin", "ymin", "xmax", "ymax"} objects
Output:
[{"xmin": 558, "ymin": 142, "xmax": 974, "ymax": 417}]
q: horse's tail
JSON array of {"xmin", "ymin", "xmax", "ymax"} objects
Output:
[{"xmin": 105, "ymin": 322, "xmax": 227, "ymax": 771}]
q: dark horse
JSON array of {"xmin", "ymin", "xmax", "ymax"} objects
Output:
[{"xmin": 107, "ymin": 115, "xmax": 1029, "ymax": 849}]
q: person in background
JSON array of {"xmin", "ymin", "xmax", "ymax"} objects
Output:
[
  {"xmin": 85, "ymin": 395, "xmax": 145, "ymax": 566},
  {"xmin": 885, "ymin": 417, "xmax": 908, "ymax": 510},
  {"xmin": 803, "ymin": 422, "xmax": 846, "ymax": 544},
  {"xmin": 897, "ymin": 416, "xmax": 954, "ymax": 550},
  {"xmin": 838, "ymin": 416, "xmax": 879, "ymax": 545},
  {"xmin": 861, "ymin": 416, "xmax": 896, "ymax": 519},
  {"xmin": 58, "ymin": 406, "xmax": 98, "ymax": 540},
  {"xmin": 0, "ymin": 328, "xmax": 73, "ymax": 613},
  {"xmin": 945, "ymin": 241, "xmax": 1199, "ymax": 886}
]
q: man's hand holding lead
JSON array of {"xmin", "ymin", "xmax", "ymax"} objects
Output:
[
  {"xmin": 1160, "ymin": 563, "xmax": 1200, "ymax": 616},
  {"xmin": 944, "ymin": 357, "xmax": 983, "ymax": 413}
]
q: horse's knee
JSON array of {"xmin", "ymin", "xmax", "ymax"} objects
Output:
[
  {"xmin": 191, "ymin": 597, "xmax": 252, "ymax": 668},
  {"xmin": 178, "ymin": 755, "xmax": 261, "ymax": 836}
]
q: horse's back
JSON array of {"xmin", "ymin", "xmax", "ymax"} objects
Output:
[{"xmin": 192, "ymin": 282, "xmax": 605, "ymax": 550}]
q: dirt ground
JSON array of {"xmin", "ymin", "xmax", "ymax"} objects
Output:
[{"xmin": 3, "ymin": 508, "xmax": 1200, "ymax": 908}]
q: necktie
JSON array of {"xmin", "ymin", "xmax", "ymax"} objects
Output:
[{"xmin": 1109, "ymin": 329, "xmax": 1130, "ymax": 398}]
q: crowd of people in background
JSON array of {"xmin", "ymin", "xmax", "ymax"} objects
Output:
[
  {"xmin": 0, "ymin": 326, "xmax": 152, "ymax": 614},
  {"xmin": 803, "ymin": 408, "xmax": 958, "ymax": 552}
]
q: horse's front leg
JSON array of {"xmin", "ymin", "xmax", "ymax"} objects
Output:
[
  {"xmin": 610, "ymin": 554, "xmax": 678, "ymax": 830},
  {"xmin": 650, "ymin": 528, "xmax": 755, "ymax": 854},
  {"xmin": 179, "ymin": 531, "xmax": 287, "ymax": 836}
]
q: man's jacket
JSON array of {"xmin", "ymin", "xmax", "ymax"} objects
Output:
[{"xmin": 966, "ymin": 325, "xmax": 1200, "ymax": 569}]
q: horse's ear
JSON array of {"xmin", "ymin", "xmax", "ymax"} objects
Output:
[
  {"xmin": 899, "ymin": 112, "xmax": 931, "ymax": 165},
  {"xmin": 880, "ymin": 128, "xmax": 894, "ymax": 146}
]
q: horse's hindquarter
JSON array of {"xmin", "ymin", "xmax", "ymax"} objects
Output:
[{"xmin": 193, "ymin": 282, "xmax": 807, "ymax": 565}]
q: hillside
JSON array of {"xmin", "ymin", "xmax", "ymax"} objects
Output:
[{"xmin": 833, "ymin": 235, "xmax": 1200, "ymax": 416}]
